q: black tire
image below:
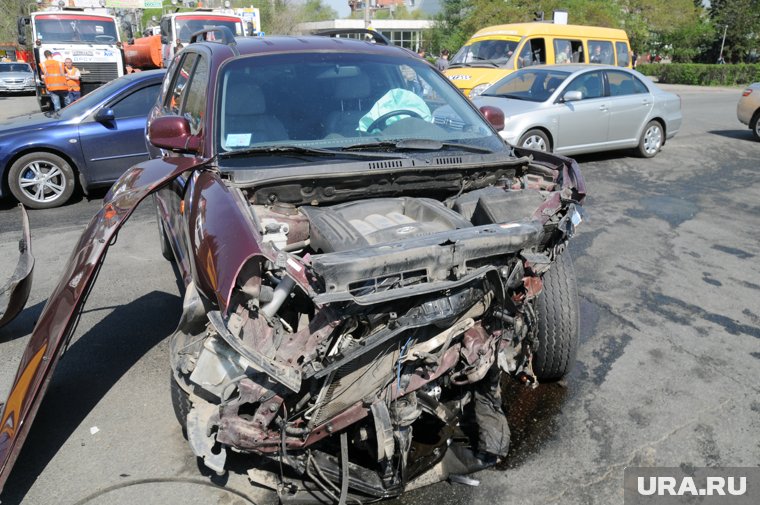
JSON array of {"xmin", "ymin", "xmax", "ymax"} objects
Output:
[
  {"xmin": 751, "ymin": 111, "xmax": 760, "ymax": 141},
  {"xmin": 8, "ymin": 152, "xmax": 75, "ymax": 209},
  {"xmin": 170, "ymin": 373, "xmax": 191, "ymax": 437},
  {"xmin": 636, "ymin": 120, "xmax": 663, "ymax": 158},
  {"xmin": 518, "ymin": 129, "xmax": 551, "ymax": 152},
  {"xmin": 533, "ymin": 251, "xmax": 580, "ymax": 380}
]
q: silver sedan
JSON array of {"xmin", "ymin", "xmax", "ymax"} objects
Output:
[
  {"xmin": 472, "ymin": 64, "xmax": 682, "ymax": 158},
  {"xmin": 737, "ymin": 83, "xmax": 760, "ymax": 141}
]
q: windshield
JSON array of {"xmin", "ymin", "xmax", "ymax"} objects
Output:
[
  {"xmin": 35, "ymin": 16, "xmax": 118, "ymax": 44},
  {"xmin": 175, "ymin": 17, "xmax": 243, "ymax": 42},
  {"xmin": 482, "ymin": 69, "xmax": 571, "ymax": 102},
  {"xmin": 0, "ymin": 64, "xmax": 32, "ymax": 73},
  {"xmin": 450, "ymin": 38, "xmax": 521, "ymax": 67},
  {"xmin": 217, "ymin": 52, "xmax": 503, "ymax": 155}
]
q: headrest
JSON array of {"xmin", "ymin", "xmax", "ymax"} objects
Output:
[
  {"xmin": 334, "ymin": 73, "xmax": 371, "ymax": 100},
  {"xmin": 226, "ymin": 77, "xmax": 266, "ymax": 114}
]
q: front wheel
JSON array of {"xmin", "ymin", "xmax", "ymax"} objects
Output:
[
  {"xmin": 533, "ymin": 251, "xmax": 580, "ymax": 380},
  {"xmin": 518, "ymin": 129, "xmax": 551, "ymax": 152},
  {"xmin": 637, "ymin": 120, "xmax": 663, "ymax": 158},
  {"xmin": 751, "ymin": 111, "xmax": 760, "ymax": 141},
  {"xmin": 8, "ymin": 152, "xmax": 75, "ymax": 209}
]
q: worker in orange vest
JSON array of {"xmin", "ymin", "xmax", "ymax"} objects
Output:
[
  {"xmin": 63, "ymin": 58, "xmax": 81, "ymax": 106},
  {"xmin": 40, "ymin": 50, "xmax": 68, "ymax": 111}
]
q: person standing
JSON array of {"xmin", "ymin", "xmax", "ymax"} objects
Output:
[
  {"xmin": 40, "ymin": 50, "xmax": 68, "ymax": 111},
  {"xmin": 436, "ymin": 49, "xmax": 450, "ymax": 71},
  {"xmin": 63, "ymin": 58, "xmax": 81, "ymax": 106}
]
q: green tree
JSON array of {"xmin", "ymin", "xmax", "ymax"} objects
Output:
[{"xmin": 709, "ymin": 0, "xmax": 760, "ymax": 62}]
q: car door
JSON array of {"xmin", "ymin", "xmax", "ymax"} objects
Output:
[
  {"xmin": 77, "ymin": 82, "xmax": 162, "ymax": 185},
  {"xmin": 604, "ymin": 70, "xmax": 653, "ymax": 145},
  {"xmin": 554, "ymin": 70, "xmax": 610, "ymax": 153},
  {"xmin": 153, "ymin": 51, "xmax": 207, "ymax": 281}
]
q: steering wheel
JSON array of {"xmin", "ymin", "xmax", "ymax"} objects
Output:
[{"xmin": 366, "ymin": 109, "xmax": 423, "ymax": 133}]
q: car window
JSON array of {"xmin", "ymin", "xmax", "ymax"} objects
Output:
[
  {"xmin": 553, "ymin": 39, "xmax": 584, "ymax": 64},
  {"xmin": 607, "ymin": 71, "xmax": 648, "ymax": 96},
  {"xmin": 165, "ymin": 53, "xmax": 197, "ymax": 114},
  {"xmin": 517, "ymin": 38, "xmax": 545, "ymax": 68},
  {"xmin": 110, "ymin": 84, "xmax": 161, "ymax": 118},
  {"xmin": 615, "ymin": 42, "xmax": 630, "ymax": 67},
  {"xmin": 563, "ymin": 71, "xmax": 604, "ymax": 100},
  {"xmin": 450, "ymin": 38, "xmax": 520, "ymax": 67},
  {"xmin": 0, "ymin": 63, "xmax": 32, "ymax": 73},
  {"xmin": 482, "ymin": 69, "xmax": 570, "ymax": 102},
  {"xmin": 181, "ymin": 56, "xmax": 208, "ymax": 135},
  {"xmin": 588, "ymin": 40, "xmax": 614, "ymax": 65}
]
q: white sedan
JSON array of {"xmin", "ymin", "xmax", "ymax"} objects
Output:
[{"xmin": 471, "ymin": 64, "xmax": 682, "ymax": 158}]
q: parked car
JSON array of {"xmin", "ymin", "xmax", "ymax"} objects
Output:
[
  {"xmin": 0, "ymin": 31, "xmax": 587, "ymax": 501},
  {"xmin": 0, "ymin": 62, "xmax": 36, "ymax": 94},
  {"xmin": 737, "ymin": 83, "xmax": 760, "ymax": 141},
  {"xmin": 468, "ymin": 64, "xmax": 682, "ymax": 157},
  {"xmin": 0, "ymin": 69, "xmax": 164, "ymax": 209}
]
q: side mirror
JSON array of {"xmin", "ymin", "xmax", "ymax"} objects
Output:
[
  {"xmin": 122, "ymin": 23, "xmax": 134, "ymax": 42},
  {"xmin": 160, "ymin": 18, "xmax": 171, "ymax": 45},
  {"xmin": 17, "ymin": 17, "xmax": 28, "ymax": 46},
  {"xmin": 479, "ymin": 105, "xmax": 505, "ymax": 131},
  {"xmin": 562, "ymin": 90, "xmax": 582, "ymax": 102},
  {"xmin": 95, "ymin": 108, "xmax": 115, "ymax": 123},
  {"xmin": 148, "ymin": 115, "xmax": 201, "ymax": 153}
]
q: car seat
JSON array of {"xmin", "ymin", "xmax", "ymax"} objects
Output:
[
  {"xmin": 325, "ymin": 73, "xmax": 372, "ymax": 137},
  {"xmin": 581, "ymin": 75, "xmax": 602, "ymax": 99},
  {"xmin": 545, "ymin": 77, "xmax": 564, "ymax": 95},
  {"xmin": 223, "ymin": 79, "xmax": 288, "ymax": 146}
]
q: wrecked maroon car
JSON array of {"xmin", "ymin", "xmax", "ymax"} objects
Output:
[{"xmin": 0, "ymin": 31, "xmax": 585, "ymax": 502}]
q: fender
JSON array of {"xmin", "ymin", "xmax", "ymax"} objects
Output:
[{"xmin": 0, "ymin": 155, "xmax": 205, "ymax": 494}]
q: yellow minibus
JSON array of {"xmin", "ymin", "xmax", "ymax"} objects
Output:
[{"xmin": 444, "ymin": 23, "xmax": 631, "ymax": 97}]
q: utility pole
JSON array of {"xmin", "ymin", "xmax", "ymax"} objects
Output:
[
  {"xmin": 363, "ymin": 0, "xmax": 370, "ymax": 29},
  {"xmin": 718, "ymin": 24, "xmax": 727, "ymax": 63}
]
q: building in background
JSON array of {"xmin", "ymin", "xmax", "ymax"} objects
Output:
[{"xmin": 298, "ymin": 19, "xmax": 433, "ymax": 50}]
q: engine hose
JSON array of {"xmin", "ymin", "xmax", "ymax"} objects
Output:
[
  {"xmin": 339, "ymin": 431, "xmax": 349, "ymax": 505},
  {"xmin": 262, "ymin": 276, "xmax": 295, "ymax": 318}
]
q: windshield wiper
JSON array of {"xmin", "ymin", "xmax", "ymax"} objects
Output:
[
  {"xmin": 342, "ymin": 139, "xmax": 493, "ymax": 154},
  {"xmin": 219, "ymin": 145, "xmax": 407, "ymax": 160}
]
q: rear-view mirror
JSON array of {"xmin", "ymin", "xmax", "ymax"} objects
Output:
[
  {"xmin": 562, "ymin": 90, "xmax": 583, "ymax": 102},
  {"xmin": 148, "ymin": 115, "xmax": 201, "ymax": 153},
  {"xmin": 95, "ymin": 108, "xmax": 115, "ymax": 123},
  {"xmin": 479, "ymin": 105, "xmax": 505, "ymax": 131}
]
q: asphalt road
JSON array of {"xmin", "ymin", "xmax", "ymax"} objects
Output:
[{"xmin": 0, "ymin": 85, "xmax": 759, "ymax": 505}]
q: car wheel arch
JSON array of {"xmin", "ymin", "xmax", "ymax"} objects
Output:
[
  {"xmin": 750, "ymin": 108, "xmax": 760, "ymax": 130},
  {"xmin": 642, "ymin": 117, "xmax": 666, "ymax": 145},
  {"xmin": 519, "ymin": 126, "xmax": 554, "ymax": 151},
  {"xmin": 5, "ymin": 147, "xmax": 82, "ymax": 192}
]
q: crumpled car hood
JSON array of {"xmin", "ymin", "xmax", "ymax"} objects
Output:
[{"xmin": 0, "ymin": 156, "xmax": 205, "ymax": 494}]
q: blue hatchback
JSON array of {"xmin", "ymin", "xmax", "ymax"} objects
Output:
[{"xmin": 0, "ymin": 69, "xmax": 164, "ymax": 209}]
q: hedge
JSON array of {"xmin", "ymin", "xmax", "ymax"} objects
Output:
[{"xmin": 636, "ymin": 63, "xmax": 760, "ymax": 86}]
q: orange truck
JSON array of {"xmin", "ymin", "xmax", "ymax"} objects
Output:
[{"xmin": 124, "ymin": 10, "xmax": 249, "ymax": 70}]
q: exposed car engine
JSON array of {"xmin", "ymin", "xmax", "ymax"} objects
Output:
[{"xmin": 168, "ymin": 154, "xmax": 585, "ymax": 503}]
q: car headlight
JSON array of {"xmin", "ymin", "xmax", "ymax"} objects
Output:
[
  {"xmin": 469, "ymin": 83, "xmax": 491, "ymax": 98},
  {"xmin": 24, "ymin": 77, "xmax": 34, "ymax": 85}
]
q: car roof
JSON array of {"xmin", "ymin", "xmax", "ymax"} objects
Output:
[
  {"xmin": 516, "ymin": 64, "xmax": 633, "ymax": 74},
  {"xmin": 198, "ymin": 35, "xmax": 417, "ymax": 59},
  {"xmin": 118, "ymin": 68, "xmax": 166, "ymax": 83}
]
